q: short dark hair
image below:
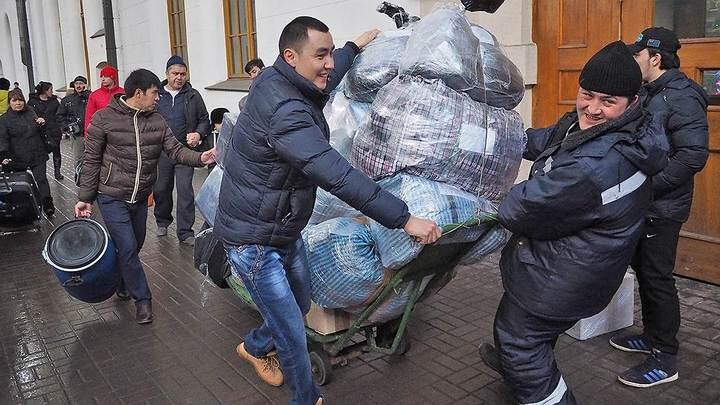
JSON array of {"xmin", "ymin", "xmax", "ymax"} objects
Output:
[
  {"xmin": 647, "ymin": 48, "xmax": 680, "ymax": 69},
  {"xmin": 278, "ymin": 16, "xmax": 329, "ymax": 54},
  {"xmin": 124, "ymin": 69, "xmax": 161, "ymax": 98},
  {"xmin": 0, "ymin": 78, "xmax": 9, "ymax": 90},
  {"xmin": 244, "ymin": 58, "xmax": 265, "ymax": 74},
  {"xmin": 210, "ymin": 107, "xmax": 229, "ymax": 125},
  {"xmin": 35, "ymin": 81, "xmax": 52, "ymax": 94}
]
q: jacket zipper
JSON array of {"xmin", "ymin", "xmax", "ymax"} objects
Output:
[
  {"xmin": 129, "ymin": 110, "xmax": 142, "ymax": 203},
  {"xmin": 103, "ymin": 162, "xmax": 113, "ymax": 184}
]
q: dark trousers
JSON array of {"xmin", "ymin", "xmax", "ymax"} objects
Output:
[
  {"xmin": 153, "ymin": 152, "xmax": 196, "ymax": 240},
  {"xmin": 97, "ymin": 194, "xmax": 151, "ymax": 302},
  {"xmin": 494, "ymin": 293, "xmax": 578, "ymax": 405},
  {"xmin": 28, "ymin": 162, "xmax": 51, "ymax": 203},
  {"xmin": 49, "ymin": 142, "xmax": 61, "ymax": 173},
  {"xmin": 631, "ymin": 217, "xmax": 682, "ymax": 354}
]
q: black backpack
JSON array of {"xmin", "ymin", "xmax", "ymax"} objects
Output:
[{"xmin": 193, "ymin": 227, "xmax": 231, "ymax": 288}]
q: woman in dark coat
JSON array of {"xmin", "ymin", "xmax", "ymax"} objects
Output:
[
  {"xmin": 27, "ymin": 81, "xmax": 63, "ymax": 180},
  {"xmin": 0, "ymin": 89, "xmax": 55, "ymax": 216}
]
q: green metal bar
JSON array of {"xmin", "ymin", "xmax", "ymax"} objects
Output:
[{"xmin": 367, "ymin": 278, "xmax": 424, "ymax": 355}]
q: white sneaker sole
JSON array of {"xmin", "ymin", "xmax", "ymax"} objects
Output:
[
  {"xmin": 609, "ymin": 340, "xmax": 652, "ymax": 354},
  {"xmin": 618, "ymin": 372, "xmax": 678, "ymax": 388}
]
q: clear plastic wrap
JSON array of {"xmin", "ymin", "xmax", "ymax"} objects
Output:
[
  {"xmin": 303, "ymin": 217, "xmax": 385, "ymax": 309},
  {"xmin": 214, "ymin": 112, "xmax": 240, "ymax": 170},
  {"xmin": 466, "ymin": 42, "xmax": 525, "ymax": 110},
  {"xmin": 352, "ymin": 75, "xmax": 526, "ymax": 203},
  {"xmin": 399, "ymin": 5, "xmax": 480, "ymax": 92},
  {"xmin": 470, "ymin": 24, "xmax": 500, "ymax": 46},
  {"xmin": 343, "ymin": 29, "xmax": 412, "ymax": 102},
  {"xmin": 195, "ymin": 166, "xmax": 223, "ymax": 226},
  {"xmin": 323, "ymin": 92, "xmax": 372, "ymax": 158}
]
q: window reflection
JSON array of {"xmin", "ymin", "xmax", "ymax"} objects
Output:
[{"xmin": 655, "ymin": 0, "xmax": 720, "ymax": 38}]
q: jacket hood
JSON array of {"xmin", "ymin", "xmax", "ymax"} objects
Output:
[
  {"xmin": 273, "ymin": 55, "xmax": 329, "ymax": 107},
  {"xmin": 557, "ymin": 102, "xmax": 668, "ymax": 176}
]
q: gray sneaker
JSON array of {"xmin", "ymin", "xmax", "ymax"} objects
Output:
[
  {"xmin": 180, "ymin": 236, "xmax": 195, "ymax": 246},
  {"xmin": 157, "ymin": 226, "xmax": 168, "ymax": 236}
]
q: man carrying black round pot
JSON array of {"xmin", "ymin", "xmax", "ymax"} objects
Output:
[
  {"xmin": 478, "ymin": 41, "xmax": 669, "ymax": 404},
  {"xmin": 610, "ymin": 27, "xmax": 709, "ymax": 388},
  {"xmin": 215, "ymin": 16, "xmax": 442, "ymax": 405}
]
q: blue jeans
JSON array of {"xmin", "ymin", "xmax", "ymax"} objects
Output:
[
  {"xmin": 97, "ymin": 193, "xmax": 152, "ymax": 302},
  {"xmin": 225, "ymin": 238, "xmax": 320, "ymax": 405}
]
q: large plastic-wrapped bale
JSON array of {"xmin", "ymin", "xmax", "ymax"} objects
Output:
[
  {"xmin": 309, "ymin": 188, "xmax": 357, "ymax": 225},
  {"xmin": 470, "ymin": 25, "xmax": 500, "ymax": 47},
  {"xmin": 214, "ymin": 112, "xmax": 239, "ymax": 169},
  {"xmin": 398, "ymin": 5, "xmax": 480, "ymax": 92},
  {"xmin": 343, "ymin": 29, "xmax": 412, "ymax": 102},
  {"xmin": 458, "ymin": 224, "xmax": 508, "ymax": 265},
  {"xmin": 195, "ymin": 166, "xmax": 223, "ymax": 226},
  {"xmin": 303, "ymin": 217, "xmax": 385, "ymax": 309},
  {"xmin": 369, "ymin": 174, "xmax": 493, "ymax": 269},
  {"xmin": 352, "ymin": 75, "xmax": 526, "ymax": 203},
  {"xmin": 323, "ymin": 92, "xmax": 371, "ymax": 158}
]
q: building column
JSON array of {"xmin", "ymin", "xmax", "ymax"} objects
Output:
[
  {"xmin": 58, "ymin": 0, "xmax": 86, "ymax": 85},
  {"xmin": 26, "ymin": 0, "xmax": 49, "ymax": 83},
  {"xmin": 42, "ymin": 0, "xmax": 67, "ymax": 89}
]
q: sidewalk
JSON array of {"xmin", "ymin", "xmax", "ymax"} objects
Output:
[{"xmin": 1, "ymin": 139, "xmax": 719, "ymax": 404}]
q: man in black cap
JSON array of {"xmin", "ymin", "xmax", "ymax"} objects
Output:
[
  {"xmin": 610, "ymin": 27, "xmax": 709, "ymax": 388},
  {"xmin": 152, "ymin": 55, "xmax": 210, "ymax": 246},
  {"xmin": 478, "ymin": 41, "xmax": 669, "ymax": 404},
  {"xmin": 58, "ymin": 75, "xmax": 91, "ymax": 163}
]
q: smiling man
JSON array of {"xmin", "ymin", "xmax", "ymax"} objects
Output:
[
  {"xmin": 478, "ymin": 41, "xmax": 669, "ymax": 404},
  {"xmin": 215, "ymin": 16, "xmax": 442, "ymax": 405}
]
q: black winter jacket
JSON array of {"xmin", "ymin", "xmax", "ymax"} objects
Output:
[
  {"xmin": 215, "ymin": 43, "xmax": 411, "ymax": 247},
  {"xmin": 157, "ymin": 81, "xmax": 210, "ymax": 148},
  {"xmin": 641, "ymin": 69, "xmax": 709, "ymax": 222},
  {"xmin": 499, "ymin": 103, "xmax": 668, "ymax": 321},
  {"xmin": 58, "ymin": 90, "xmax": 91, "ymax": 133},
  {"xmin": 27, "ymin": 95, "xmax": 62, "ymax": 143},
  {"xmin": 0, "ymin": 108, "xmax": 49, "ymax": 169}
]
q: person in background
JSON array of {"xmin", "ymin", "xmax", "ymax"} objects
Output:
[
  {"xmin": 207, "ymin": 107, "xmax": 229, "ymax": 172},
  {"xmin": 238, "ymin": 58, "xmax": 266, "ymax": 111},
  {"xmin": 84, "ymin": 65, "xmax": 124, "ymax": 135},
  {"xmin": 0, "ymin": 88, "xmax": 55, "ymax": 216},
  {"xmin": 28, "ymin": 81, "xmax": 63, "ymax": 180},
  {"xmin": 478, "ymin": 41, "xmax": 669, "ymax": 404},
  {"xmin": 152, "ymin": 56, "xmax": 210, "ymax": 246},
  {"xmin": 66, "ymin": 81, "xmax": 75, "ymax": 97},
  {"xmin": 75, "ymin": 69, "xmax": 215, "ymax": 324},
  {"xmin": 0, "ymin": 78, "xmax": 10, "ymax": 115},
  {"xmin": 58, "ymin": 76, "xmax": 91, "ymax": 163},
  {"xmin": 13, "ymin": 82, "xmax": 20, "ymax": 90},
  {"xmin": 610, "ymin": 27, "xmax": 709, "ymax": 388}
]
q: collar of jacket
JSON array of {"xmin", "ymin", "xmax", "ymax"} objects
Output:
[
  {"xmin": 273, "ymin": 55, "xmax": 329, "ymax": 107},
  {"xmin": 644, "ymin": 68, "xmax": 686, "ymax": 97},
  {"xmin": 109, "ymin": 94, "xmax": 151, "ymax": 115},
  {"xmin": 554, "ymin": 100, "xmax": 645, "ymax": 152}
]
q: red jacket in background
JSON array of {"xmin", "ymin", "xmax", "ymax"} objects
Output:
[{"xmin": 84, "ymin": 85, "xmax": 124, "ymax": 136}]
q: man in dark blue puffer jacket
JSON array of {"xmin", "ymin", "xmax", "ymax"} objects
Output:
[
  {"xmin": 215, "ymin": 16, "xmax": 441, "ymax": 405},
  {"xmin": 478, "ymin": 42, "xmax": 669, "ymax": 404}
]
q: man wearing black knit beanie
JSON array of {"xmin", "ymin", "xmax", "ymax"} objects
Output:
[{"xmin": 477, "ymin": 41, "xmax": 670, "ymax": 404}]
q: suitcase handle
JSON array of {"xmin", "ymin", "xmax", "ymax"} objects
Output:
[{"xmin": 0, "ymin": 161, "xmax": 11, "ymax": 194}]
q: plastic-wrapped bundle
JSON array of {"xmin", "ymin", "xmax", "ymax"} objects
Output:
[
  {"xmin": 352, "ymin": 75, "xmax": 526, "ymax": 202},
  {"xmin": 309, "ymin": 188, "xmax": 357, "ymax": 225},
  {"xmin": 466, "ymin": 42, "xmax": 525, "ymax": 110},
  {"xmin": 470, "ymin": 25, "xmax": 500, "ymax": 46},
  {"xmin": 458, "ymin": 224, "xmax": 508, "ymax": 265},
  {"xmin": 214, "ymin": 112, "xmax": 239, "ymax": 169},
  {"xmin": 323, "ymin": 92, "xmax": 372, "ymax": 158},
  {"xmin": 195, "ymin": 166, "xmax": 223, "ymax": 226},
  {"xmin": 399, "ymin": 5, "xmax": 480, "ymax": 92},
  {"xmin": 303, "ymin": 217, "xmax": 385, "ymax": 309},
  {"xmin": 344, "ymin": 29, "xmax": 411, "ymax": 102}
]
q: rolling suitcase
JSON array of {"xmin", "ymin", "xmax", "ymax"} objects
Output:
[{"xmin": 0, "ymin": 169, "xmax": 43, "ymax": 230}]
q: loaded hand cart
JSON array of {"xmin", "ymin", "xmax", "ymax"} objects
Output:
[{"xmin": 224, "ymin": 216, "xmax": 497, "ymax": 386}]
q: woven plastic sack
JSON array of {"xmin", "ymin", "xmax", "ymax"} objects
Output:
[
  {"xmin": 195, "ymin": 166, "xmax": 223, "ymax": 226},
  {"xmin": 344, "ymin": 29, "xmax": 412, "ymax": 102},
  {"xmin": 399, "ymin": 5, "xmax": 480, "ymax": 92},
  {"xmin": 466, "ymin": 42, "xmax": 524, "ymax": 110},
  {"xmin": 323, "ymin": 92, "xmax": 372, "ymax": 158},
  {"xmin": 214, "ymin": 112, "xmax": 239, "ymax": 169},
  {"xmin": 352, "ymin": 75, "xmax": 526, "ymax": 203},
  {"xmin": 458, "ymin": 224, "xmax": 508, "ymax": 265},
  {"xmin": 303, "ymin": 217, "xmax": 385, "ymax": 309}
]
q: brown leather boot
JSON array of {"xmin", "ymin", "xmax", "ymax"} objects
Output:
[{"xmin": 236, "ymin": 342, "xmax": 283, "ymax": 386}]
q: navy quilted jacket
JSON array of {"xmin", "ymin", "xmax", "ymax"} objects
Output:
[
  {"xmin": 499, "ymin": 102, "xmax": 668, "ymax": 320},
  {"xmin": 215, "ymin": 43, "xmax": 410, "ymax": 247}
]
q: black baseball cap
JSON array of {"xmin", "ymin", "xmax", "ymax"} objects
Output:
[{"xmin": 627, "ymin": 27, "xmax": 681, "ymax": 54}]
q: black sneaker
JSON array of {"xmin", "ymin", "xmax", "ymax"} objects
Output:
[
  {"xmin": 609, "ymin": 334, "xmax": 652, "ymax": 354},
  {"xmin": 618, "ymin": 350, "xmax": 678, "ymax": 388},
  {"xmin": 478, "ymin": 343, "xmax": 504, "ymax": 376}
]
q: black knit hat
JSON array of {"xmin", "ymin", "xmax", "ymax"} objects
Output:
[
  {"xmin": 579, "ymin": 41, "xmax": 642, "ymax": 97},
  {"xmin": 73, "ymin": 75, "xmax": 88, "ymax": 84}
]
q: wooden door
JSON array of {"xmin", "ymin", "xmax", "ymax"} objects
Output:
[{"xmin": 533, "ymin": 0, "xmax": 720, "ymax": 284}]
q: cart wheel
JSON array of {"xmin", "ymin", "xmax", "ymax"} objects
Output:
[
  {"xmin": 392, "ymin": 331, "xmax": 412, "ymax": 357},
  {"xmin": 309, "ymin": 350, "xmax": 333, "ymax": 386}
]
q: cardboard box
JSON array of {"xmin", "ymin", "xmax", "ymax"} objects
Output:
[
  {"xmin": 305, "ymin": 302, "xmax": 357, "ymax": 335},
  {"xmin": 566, "ymin": 272, "xmax": 635, "ymax": 341}
]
